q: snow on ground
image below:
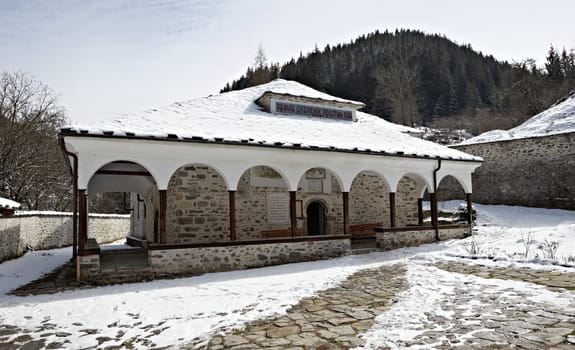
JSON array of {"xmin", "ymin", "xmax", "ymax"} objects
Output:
[{"xmin": 0, "ymin": 203, "xmax": 574, "ymax": 348}]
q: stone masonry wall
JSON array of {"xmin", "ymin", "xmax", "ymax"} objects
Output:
[
  {"xmin": 149, "ymin": 239, "xmax": 351, "ymax": 276},
  {"xmin": 236, "ymin": 171, "xmax": 289, "ymax": 240},
  {"xmin": 376, "ymin": 225, "xmax": 469, "ymax": 251},
  {"xmin": 350, "ymin": 173, "xmax": 390, "ymax": 227},
  {"xmin": 452, "ymin": 132, "xmax": 575, "ymax": 210},
  {"xmin": 167, "ymin": 166, "xmax": 230, "ymax": 244},
  {"xmin": 0, "ymin": 213, "xmax": 130, "ymax": 262},
  {"xmin": 350, "ymin": 174, "xmax": 419, "ymax": 227}
]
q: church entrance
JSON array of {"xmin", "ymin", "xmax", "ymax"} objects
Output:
[{"xmin": 306, "ymin": 201, "xmax": 326, "ymax": 235}]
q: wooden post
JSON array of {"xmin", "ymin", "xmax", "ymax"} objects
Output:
[
  {"xmin": 343, "ymin": 192, "xmax": 350, "ymax": 236},
  {"xmin": 417, "ymin": 198, "xmax": 424, "ymax": 226},
  {"xmin": 466, "ymin": 193, "xmax": 473, "ymax": 225},
  {"xmin": 389, "ymin": 192, "xmax": 396, "ymax": 228},
  {"xmin": 229, "ymin": 190, "xmax": 237, "ymax": 241},
  {"xmin": 430, "ymin": 192, "xmax": 439, "ymax": 240},
  {"xmin": 290, "ymin": 191, "xmax": 297, "ymax": 237},
  {"xmin": 78, "ymin": 190, "xmax": 87, "ymax": 252},
  {"xmin": 159, "ymin": 190, "xmax": 167, "ymax": 244}
]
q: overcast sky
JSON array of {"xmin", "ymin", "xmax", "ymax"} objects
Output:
[{"xmin": 1, "ymin": 0, "xmax": 574, "ymax": 124}]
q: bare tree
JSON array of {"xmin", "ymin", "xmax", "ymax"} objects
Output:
[
  {"xmin": 0, "ymin": 71, "xmax": 70, "ymax": 210},
  {"xmin": 250, "ymin": 44, "xmax": 272, "ymax": 85},
  {"xmin": 374, "ymin": 46, "xmax": 421, "ymax": 126}
]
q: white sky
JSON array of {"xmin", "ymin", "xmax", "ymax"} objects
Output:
[{"xmin": 1, "ymin": 0, "xmax": 574, "ymax": 124}]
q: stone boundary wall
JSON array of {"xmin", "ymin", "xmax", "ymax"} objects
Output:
[
  {"xmin": 0, "ymin": 212, "xmax": 130, "ymax": 262},
  {"xmin": 451, "ymin": 132, "xmax": 575, "ymax": 210}
]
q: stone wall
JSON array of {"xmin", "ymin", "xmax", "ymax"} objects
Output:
[
  {"xmin": 166, "ymin": 166, "xmax": 424, "ymax": 244},
  {"xmin": 452, "ymin": 132, "xmax": 575, "ymax": 209},
  {"xmin": 167, "ymin": 166, "xmax": 230, "ymax": 243},
  {"xmin": 149, "ymin": 238, "xmax": 351, "ymax": 276},
  {"xmin": 0, "ymin": 213, "xmax": 130, "ymax": 262},
  {"xmin": 376, "ymin": 225, "xmax": 470, "ymax": 250}
]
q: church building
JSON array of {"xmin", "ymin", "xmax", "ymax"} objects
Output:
[{"xmin": 60, "ymin": 80, "xmax": 482, "ymax": 282}]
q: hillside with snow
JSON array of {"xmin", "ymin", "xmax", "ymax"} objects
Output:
[{"xmin": 459, "ymin": 90, "xmax": 575, "ymax": 145}]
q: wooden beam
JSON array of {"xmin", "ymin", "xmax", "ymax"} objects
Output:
[
  {"xmin": 95, "ymin": 170, "xmax": 152, "ymax": 177},
  {"xmin": 78, "ymin": 190, "xmax": 87, "ymax": 252},
  {"xmin": 229, "ymin": 190, "xmax": 237, "ymax": 241},
  {"xmin": 466, "ymin": 193, "xmax": 474, "ymax": 225},
  {"xmin": 417, "ymin": 198, "xmax": 424, "ymax": 226},
  {"xmin": 343, "ymin": 192, "xmax": 350, "ymax": 236},
  {"xmin": 290, "ymin": 191, "xmax": 297, "ymax": 237},
  {"xmin": 389, "ymin": 192, "xmax": 396, "ymax": 228},
  {"xmin": 159, "ymin": 190, "xmax": 167, "ymax": 244}
]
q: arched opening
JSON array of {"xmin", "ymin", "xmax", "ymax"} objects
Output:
[
  {"xmin": 85, "ymin": 160, "xmax": 158, "ymax": 267},
  {"xmin": 395, "ymin": 174, "xmax": 428, "ymax": 227},
  {"xmin": 167, "ymin": 164, "xmax": 229, "ymax": 244},
  {"xmin": 87, "ymin": 161, "xmax": 158, "ymax": 244},
  {"xmin": 306, "ymin": 201, "xmax": 326, "ymax": 235},
  {"xmin": 297, "ymin": 167, "xmax": 344, "ymax": 236},
  {"xmin": 236, "ymin": 165, "xmax": 290, "ymax": 240},
  {"xmin": 436, "ymin": 175, "xmax": 471, "ymax": 224}
]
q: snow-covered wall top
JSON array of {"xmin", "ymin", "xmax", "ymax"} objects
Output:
[
  {"xmin": 64, "ymin": 79, "xmax": 480, "ymax": 162},
  {"xmin": 0, "ymin": 197, "xmax": 20, "ymax": 209},
  {"xmin": 458, "ymin": 90, "xmax": 575, "ymax": 145}
]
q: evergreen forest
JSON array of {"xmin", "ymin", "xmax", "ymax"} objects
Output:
[{"xmin": 222, "ymin": 30, "xmax": 575, "ymax": 134}]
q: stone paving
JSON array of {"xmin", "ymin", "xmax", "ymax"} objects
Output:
[
  {"xmin": 189, "ymin": 261, "xmax": 575, "ymax": 350},
  {"xmin": 1, "ymin": 260, "xmax": 575, "ymax": 349},
  {"xmin": 186, "ymin": 264, "xmax": 409, "ymax": 350}
]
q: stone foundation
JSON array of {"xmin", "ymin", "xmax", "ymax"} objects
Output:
[
  {"xmin": 149, "ymin": 238, "xmax": 351, "ymax": 276},
  {"xmin": 78, "ymin": 254, "xmax": 100, "ymax": 280},
  {"xmin": 376, "ymin": 225, "xmax": 470, "ymax": 250}
]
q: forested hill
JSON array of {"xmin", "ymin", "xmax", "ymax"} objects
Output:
[{"xmin": 222, "ymin": 29, "xmax": 574, "ymax": 134}]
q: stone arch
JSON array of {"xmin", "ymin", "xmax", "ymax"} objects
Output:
[
  {"xmin": 349, "ymin": 170, "xmax": 390, "ymax": 227},
  {"xmin": 235, "ymin": 165, "xmax": 291, "ymax": 240},
  {"xmin": 166, "ymin": 164, "xmax": 230, "ymax": 244},
  {"xmin": 297, "ymin": 167, "xmax": 344, "ymax": 236}
]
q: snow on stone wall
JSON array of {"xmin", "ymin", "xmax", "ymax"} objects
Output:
[
  {"xmin": 0, "ymin": 213, "xmax": 130, "ymax": 262},
  {"xmin": 452, "ymin": 132, "xmax": 575, "ymax": 210}
]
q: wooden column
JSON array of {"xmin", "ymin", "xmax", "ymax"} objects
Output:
[
  {"xmin": 229, "ymin": 190, "xmax": 237, "ymax": 241},
  {"xmin": 417, "ymin": 198, "xmax": 424, "ymax": 226},
  {"xmin": 389, "ymin": 192, "xmax": 396, "ymax": 228},
  {"xmin": 289, "ymin": 191, "xmax": 297, "ymax": 237},
  {"xmin": 430, "ymin": 192, "xmax": 439, "ymax": 239},
  {"xmin": 159, "ymin": 190, "xmax": 167, "ymax": 244},
  {"xmin": 343, "ymin": 191, "xmax": 350, "ymax": 236},
  {"xmin": 78, "ymin": 190, "xmax": 87, "ymax": 252},
  {"xmin": 466, "ymin": 193, "xmax": 474, "ymax": 225}
]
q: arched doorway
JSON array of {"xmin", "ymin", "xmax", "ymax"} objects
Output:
[{"xmin": 307, "ymin": 201, "xmax": 326, "ymax": 235}]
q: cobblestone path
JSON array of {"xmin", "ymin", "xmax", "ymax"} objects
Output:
[
  {"xmin": 188, "ymin": 264, "xmax": 409, "ymax": 350},
  {"xmin": 191, "ymin": 261, "xmax": 575, "ymax": 350},
  {"xmin": 434, "ymin": 260, "xmax": 575, "ymax": 291}
]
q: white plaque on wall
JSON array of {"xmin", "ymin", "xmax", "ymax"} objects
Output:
[{"xmin": 267, "ymin": 192, "xmax": 290, "ymax": 224}]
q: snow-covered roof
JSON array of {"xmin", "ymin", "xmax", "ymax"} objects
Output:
[
  {"xmin": 0, "ymin": 197, "xmax": 20, "ymax": 210},
  {"xmin": 458, "ymin": 90, "xmax": 575, "ymax": 145},
  {"xmin": 62, "ymin": 79, "xmax": 480, "ymax": 162}
]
